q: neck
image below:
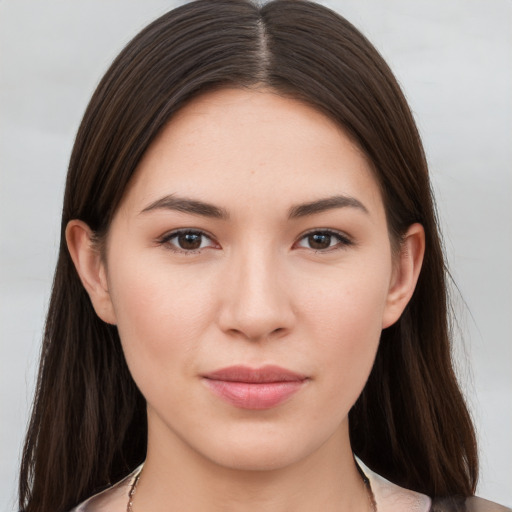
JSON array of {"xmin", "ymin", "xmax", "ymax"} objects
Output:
[{"xmin": 135, "ymin": 416, "xmax": 369, "ymax": 512}]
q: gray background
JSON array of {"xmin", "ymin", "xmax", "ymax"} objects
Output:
[{"xmin": 1, "ymin": 1, "xmax": 511, "ymax": 510}]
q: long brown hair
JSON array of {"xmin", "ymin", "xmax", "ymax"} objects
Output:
[{"xmin": 19, "ymin": 1, "xmax": 478, "ymax": 511}]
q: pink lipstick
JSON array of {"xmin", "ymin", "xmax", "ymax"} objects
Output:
[{"xmin": 202, "ymin": 365, "xmax": 307, "ymax": 410}]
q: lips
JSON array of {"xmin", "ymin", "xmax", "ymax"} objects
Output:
[{"xmin": 202, "ymin": 365, "xmax": 308, "ymax": 410}]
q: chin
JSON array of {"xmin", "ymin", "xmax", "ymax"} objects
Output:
[
  {"xmin": 197, "ymin": 423, "xmax": 330, "ymax": 473},
  {"xmin": 208, "ymin": 444, "xmax": 304, "ymax": 472}
]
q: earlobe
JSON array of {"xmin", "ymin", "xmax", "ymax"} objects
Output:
[
  {"xmin": 382, "ymin": 223, "xmax": 425, "ymax": 329},
  {"xmin": 65, "ymin": 220, "xmax": 117, "ymax": 325}
]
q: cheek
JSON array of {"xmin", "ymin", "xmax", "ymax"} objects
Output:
[
  {"xmin": 107, "ymin": 258, "xmax": 216, "ymax": 381},
  {"xmin": 297, "ymin": 261, "xmax": 390, "ymax": 400},
  {"xmin": 300, "ymin": 256, "xmax": 390, "ymax": 339}
]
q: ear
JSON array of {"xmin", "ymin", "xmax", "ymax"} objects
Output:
[
  {"xmin": 382, "ymin": 223, "xmax": 425, "ymax": 329},
  {"xmin": 65, "ymin": 220, "xmax": 117, "ymax": 325}
]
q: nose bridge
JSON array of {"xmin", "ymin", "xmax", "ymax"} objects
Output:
[{"xmin": 219, "ymin": 241, "xmax": 293, "ymax": 340}]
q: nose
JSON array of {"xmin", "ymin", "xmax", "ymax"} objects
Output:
[{"xmin": 217, "ymin": 247, "xmax": 295, "ymax": 342}]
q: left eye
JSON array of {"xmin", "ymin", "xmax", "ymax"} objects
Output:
[
  {"xmin": 160, "ymin": 230, "xmax": 215, "ymax": 252},
  {"xmin": 296, "ymin": 230, "xmax": 351, "ymax": 251}
]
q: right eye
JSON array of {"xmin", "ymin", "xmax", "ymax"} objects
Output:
[
  {"xmin": 295, "ymin": 229, "xmax": 354, "ymax": 252},
  {"xmin": 158, "ymin": 229, "xmax": 218, "ymax": 254}
]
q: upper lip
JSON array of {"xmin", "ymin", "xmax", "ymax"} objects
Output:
[{"xmin": 202, "ymin": 365, "xmax": 307, "ymax": 383}]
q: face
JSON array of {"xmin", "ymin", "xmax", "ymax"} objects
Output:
[{"xmin": 89, "ymin": 88, "xmax": 410, "ymax": 471}]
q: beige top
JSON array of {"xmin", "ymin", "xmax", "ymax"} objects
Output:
[{"xmin": 70, "ymin": 460, "xmax": 510, "ymax": 512}]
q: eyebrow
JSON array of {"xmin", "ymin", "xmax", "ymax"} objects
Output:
[
  {"xmin": 140, "ymin": 195, "xmax": 230, "ymax": 219},
  {"xmin": 287, "ymin": 195, "xmax": 368, "ymax": 219},
  {"xmin": 140, "ymin": 194, "xmax": 368, "ymax": 220}
]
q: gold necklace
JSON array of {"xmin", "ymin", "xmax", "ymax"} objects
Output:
[{"xmin": 126, "ymin": 467, "xmax": 377, "ymax": 512}]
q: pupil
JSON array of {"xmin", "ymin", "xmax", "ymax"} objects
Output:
[
  {"xmin": 309, "ymin": 233, "xmax": 331, "ymax": 249},
  {"xmin": 179, "ymin": 233, "xmax": 201, "ymax": 250}
]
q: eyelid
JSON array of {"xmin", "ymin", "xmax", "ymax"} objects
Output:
[
  {"xmin": 294, "ymin": 228, "xmax": 354, "ymax": 251},
  {"xmin": 157, "ymin": 228, "xmax": 219, "ymax": 254}
]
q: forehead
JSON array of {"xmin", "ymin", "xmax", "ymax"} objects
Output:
[{"xmin": 118, "ymin": 87, "xmax": 384, "ymax": 220}]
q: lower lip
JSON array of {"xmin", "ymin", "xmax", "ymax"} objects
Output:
[{"xmin": 203, "ymin": 379, "xmax": 305, "ymax": 410}]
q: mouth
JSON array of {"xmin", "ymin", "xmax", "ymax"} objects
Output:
[{"xmin": 202, "ymin": 365, "xmax": 308, "ymax": 410}]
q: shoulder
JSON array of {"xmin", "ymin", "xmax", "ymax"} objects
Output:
[
  {"xmin": 358, "ymin": 458, "xmax": 432, "ymax": 512},
  {"xmin": 68, "ymin": 465, "xmax": 142, "ymax": 512},
  {"xmin": 463, "ymin": 497, "xmax": 512, "ymax": 512},
  {"xmin": 358, "ymin": 458, "xmax": 511, "ymax": 512},
  {"xmin": 432, "ymin": 496, "xmax": 512, "ymax": 512}
]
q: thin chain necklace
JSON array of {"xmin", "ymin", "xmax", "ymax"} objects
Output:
[
  {"xmin": 126, "ymin": 469, "xmax": 141, "ymax": 512},
  {"xmin": 361, "ymin": 468, "xmax": 378, "ymax": 512},
  {"xmin": 126, "ymin": 466, "xmax": 377, "ymax": 512}
]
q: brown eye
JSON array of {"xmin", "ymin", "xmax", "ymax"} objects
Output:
[
  {"xmin": 159, "ymin": 230, "xmax": 216, "ymax": 253},
  {"xmin": 177, "ymin": 232, "xmax": 203, "ymax": 250},
  {"xmin": 307, "ymin": 233, "xmax": 333, "ymax": 250},
  {"xmin": 296, "ymin": 230, "xmax": 352, "ymax": 251}
]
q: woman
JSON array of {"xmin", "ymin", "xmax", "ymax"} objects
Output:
[{"xmin": 17, "ymin": 1, "xmax": 510, "ymax": 511}]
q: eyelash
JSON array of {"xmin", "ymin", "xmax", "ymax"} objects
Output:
[
  {"xmin": 157, "ymin": 228, "xmax": 354, "ymax": 255},
  {"xmin": 296, "ymin": 229, "xmax": 354, "ymax": 252},
  {"xmin": 157, "ymin": 229, "xmax": 218, "ymax": 255}
]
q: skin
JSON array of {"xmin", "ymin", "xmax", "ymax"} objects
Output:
[{"xmin": 67, "ymin": 88, "xmax": 424, "ymax": 512}]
